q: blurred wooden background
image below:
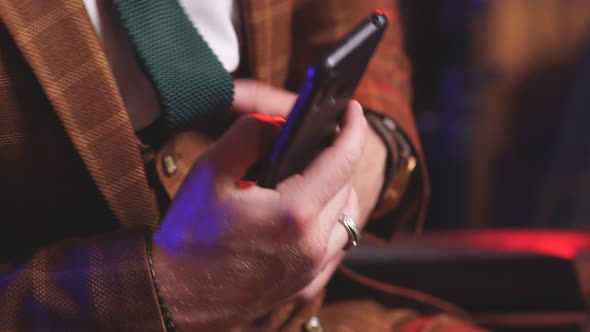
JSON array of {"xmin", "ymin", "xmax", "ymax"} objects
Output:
[
  {"xmin": 402, "ymin": 0, "xmax": 590, "ymax": 229},
  {"xmin": 468, "ymin": 0, "xmax": 590, "ymax": 228}
]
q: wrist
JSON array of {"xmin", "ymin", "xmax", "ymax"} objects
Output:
[
  {"xmin": 149, "ymin": 233, "xmax": 245, "ymax": 331},
  {"xmin": 149, "ymin": 236, "xmax": 209, "ymax": 330},
  {"xmin": 364, "ymin": 111, "xmax": 417, "ymax": 218},
  {"xmin": 367, "ymin": 126, "xmax": 388, "ymax": 193},
  {"xmin": 354, "ymin": 126, "xmax": 388, "ymax": 224}
]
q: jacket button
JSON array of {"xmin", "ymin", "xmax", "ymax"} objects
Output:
[
  {"xmin": 161, "ymin": 154, "xmax": 178, "ymax": 177},
  {"xmin": 303, "ymin": 317, "xmax": 324, "ymax": 332}
]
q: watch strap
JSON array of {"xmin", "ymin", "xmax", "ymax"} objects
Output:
[{"xmin": 365, "ymin": 111, "xmax": 417, "ymax": 219}]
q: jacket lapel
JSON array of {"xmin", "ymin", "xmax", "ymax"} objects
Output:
[
  {"xmin": 238, "ymin": 0, "xmax": 294, "ymax": 87},
  {"xmin": 0, "ymin": 0, "xmax": 160, "ymax": 229}
]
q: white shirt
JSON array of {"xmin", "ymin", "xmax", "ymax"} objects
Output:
[{"xmin": 82, "ymin": 0, "xmax": 240, "ymax": 130}]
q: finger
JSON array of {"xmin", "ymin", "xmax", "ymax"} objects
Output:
[
  {"xmin": 279, "ymin": 100, "xmax": 368, "ymax": 213},
  {"xmin": 232, "ymin": 79, "xmax": 297, "ymax": 117},
  {"xmin": 293, "ymin": 188, "xmax": 361, "ymax": 301},
  {"xmin": 326, "ymin": 188, "xmax": 361, "ymax": 255},
  {"xmin": 293, "ymin": 252, "xmax": 344, "ymax": 302},
  {"xmin": 312, "ymin": 179, "xmax": 353, "ymax": 235},
  {"xmin": 293, "ymin": 181, "xmax": 350, "ymax": 270},
  {"xmin": 204, "ymin": 114, "xmax": 282, "ymax": 184},
  {"xmin": 222, "ymin": 185, "xmax": 281, "ymax": 235}
]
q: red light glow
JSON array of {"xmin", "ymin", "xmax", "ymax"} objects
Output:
[{"xmin": 433, "ymin": 230, "xmax": 590, "ymax": 259}]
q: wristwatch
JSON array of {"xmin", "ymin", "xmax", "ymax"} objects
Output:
[{"xmin": 365, "ymin": 111, "xmax": 417, "ymax": 219}]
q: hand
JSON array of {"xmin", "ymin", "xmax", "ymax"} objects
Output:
[
  {"xmin": 151, "ymin": 87, "xmax": 368, "ymax": 330},
  {"xmin": 232, "ymin": 79, "xmax": 388, "ymax": 299},
  {"xmin": 233, "ymin": 79, "xmax": 386, "ymax": 220}
]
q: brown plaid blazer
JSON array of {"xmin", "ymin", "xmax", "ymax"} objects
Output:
[{"xmin": 0, "ymin": 0, "xmax": 442, "ymax": 331}]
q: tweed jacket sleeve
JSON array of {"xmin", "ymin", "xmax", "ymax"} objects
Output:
[
  {"xmin": 0, "ymin": 232, "xmax": 166, "ymax": 331},
  {"xmin": 0, "ymin": 0, "xmax": 429, "ymax": 330}
]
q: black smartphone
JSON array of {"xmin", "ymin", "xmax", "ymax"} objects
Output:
[{"xmin": 257, "ymin": 10, "xmax": 388, "ymax": 188}]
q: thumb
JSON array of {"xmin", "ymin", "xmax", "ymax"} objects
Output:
[{"xmin": 205, "ymin": 114, "xmax": 282, "ymax": 184}]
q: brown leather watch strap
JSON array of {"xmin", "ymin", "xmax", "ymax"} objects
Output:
[{"xmin": 365, "ymin": 111, "xmax": 417, "ymax": 219}]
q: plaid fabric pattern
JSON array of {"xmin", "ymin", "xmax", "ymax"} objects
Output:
[
  {"xmin": 0, "ymin": 0, "xmax": 437, "ymax": 330},
  {"xmin": 0, "ymin": 0, "xmax": 164, "ymax": 330},
  {"xmin": 0, "ymin": 233, "xmax": 165, "ymax": 331},
  {"xmin": 0, "ymin": 0, "xmax": 160, "ymax": 231},
  {"xmin": 239, "ymin": 0, "xmax": 418, "ymax": 146},
  {"xmin": 467, "ymin": 0, "xmax": 590, "ymax": 229}
]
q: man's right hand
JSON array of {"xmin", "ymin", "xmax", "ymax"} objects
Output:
[{"xmin": 150, "ymin": 97, "xmax": 367, "ymax": 330}]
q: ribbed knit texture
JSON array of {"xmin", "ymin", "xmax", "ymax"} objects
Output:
[{"xmin": 113, "ymin": 0, "xmax": 234, "ymax": 137}]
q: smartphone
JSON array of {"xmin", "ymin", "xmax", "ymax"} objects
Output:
[{"xmin": 257, "ymin": 10, "xmax": 388, "ymax": 188}]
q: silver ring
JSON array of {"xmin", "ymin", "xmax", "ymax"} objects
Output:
[{"xmin": 338, "ymin": 213, "xmax": 361, "ymax": 250}]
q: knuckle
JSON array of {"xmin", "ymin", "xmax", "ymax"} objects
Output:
[
  {"xmin": 275, "ymin": 173, "xmax": 303, "ymax": 193},
  {"xmin": 282, "ymin": 204, "xmax": 315, "ymax": 236},
  {"xmin": 341, "ymin": 150, "xmax": 356, "ymax": 174},
  {"xmin": 239, "ymin": 79, "xmax": 262, "ymax": 100},
  {"xmin": 251, "ymin": 81, "xmax": 269, "ymax": 111}
]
